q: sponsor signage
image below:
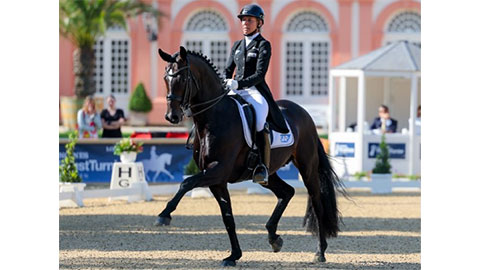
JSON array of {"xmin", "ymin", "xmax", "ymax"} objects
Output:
[
  {"xmin": 59, "ymin": 143, "xmax": 299, "ymax": 183},
  {"xmin": 59, "ymin": 144, "xmax": 191, "ymax": 183},
  {"xmin": 368, "ymin": 143, "xmax": 406, "ymax": 159},
  {"xmin": 334, "ymin": 142, "xmax": 355, "ymax": 157}
]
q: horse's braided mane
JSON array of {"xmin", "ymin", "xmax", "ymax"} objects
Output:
[{"xmin": 184, "ymin": 50, "xmax": 224, "ymax": 83}]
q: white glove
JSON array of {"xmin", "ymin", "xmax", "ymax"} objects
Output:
[{"xmin": 225, "ymin": 79, "xmax": 238, "ymax": 90}]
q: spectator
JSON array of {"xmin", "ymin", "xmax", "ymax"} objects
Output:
[
  {"xmin": 370, "ymin": 105, "xmax": 397, "ymax": 134},
  {"xmin": 77, "ymin": 96, "xmax": 102, "ymax": 138},
  {"xmin": 100, "ymin": 95, "xmax": 126, "ymax": 138}
]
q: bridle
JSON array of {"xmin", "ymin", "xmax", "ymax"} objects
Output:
[{"xmin": 164, "ymin": 59, "xmax": 228, "ymax": 118}]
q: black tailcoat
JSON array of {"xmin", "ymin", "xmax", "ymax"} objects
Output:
[{"xmin": 224, "ymin": 34, "xmax": 289, "ymax": 133}]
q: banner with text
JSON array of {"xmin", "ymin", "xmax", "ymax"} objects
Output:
[
  {"xmin": 367, "ymin": 143, "xmax": 406, "ymax": 159},
  {"xmin": 334, "ymin": 142, "xmax": 355, "ymax": 158},
  {"xmin": 59, "ymin": 143, "xmax": 299, "ymax": 183}
]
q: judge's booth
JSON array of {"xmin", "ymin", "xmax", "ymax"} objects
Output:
[{"xmin": 328, "ymin": 41, "xmax": 421, "ymax": 177}]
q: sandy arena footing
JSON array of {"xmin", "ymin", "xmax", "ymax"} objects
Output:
[{"xmin": 60, "ymin": 189, "xmax": 420, "ymax": 269}]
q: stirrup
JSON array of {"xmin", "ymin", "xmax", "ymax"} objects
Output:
[{"xmin": 253, "ymin": 164, "xmax": 268, "ymax": 185}]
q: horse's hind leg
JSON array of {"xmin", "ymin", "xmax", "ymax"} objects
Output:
[
  {"xmin": 304, "ymin": 197, "xmax": 328, "ymax": 262},
  {"xmin": 209, "ymin": 184, "xmax": 242, "ymax": 266},
  {"xmin": 263, "ymin": 173, "xmax": 295, "ymax": 252},
  {"xmin": 293, "ymin": 143, "xmax": 330, "ymax": 262}
]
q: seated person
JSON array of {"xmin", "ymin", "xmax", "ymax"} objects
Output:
[{"xmin": 370, "ymin": 105, "xmax": 397, "ymax": 134}]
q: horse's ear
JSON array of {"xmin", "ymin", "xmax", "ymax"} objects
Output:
[
  {"xmin": 179, "ymin": 46, "xmax": 187, "ymax": 61},
  {"xmin": 158, "ymin": 48, "xmax": 174, "ymax": 63}
]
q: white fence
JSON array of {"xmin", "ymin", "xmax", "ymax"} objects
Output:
[{"xmin": 59, "ymin": 178, "xmax": 420, "ymax": 208}]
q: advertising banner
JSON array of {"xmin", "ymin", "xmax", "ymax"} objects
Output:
[
  {"xmin": 334, "ymin": 142, "xmax": 355, "ymax": 157},
  {"xmin": 59, "ymin": 143, "xmax": 299, "ymax": 183},
  {"xmin": 367, "ymin": 143, "xmax": 406, "ymax": 159}
]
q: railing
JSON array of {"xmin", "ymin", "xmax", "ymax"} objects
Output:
[
  {"xmin": 59, "ymin": 138, "xmax": 186, "ymax": 144},
  {"xmin": 59, "ymin": 178, "xmax": 420, "ymax": 208}
]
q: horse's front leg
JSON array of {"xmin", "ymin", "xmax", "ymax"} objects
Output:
[
  {"xmin": 154, "ymin": 162, "xmax": 225, "ymax": 226},
  {"xmin": 209, "ymin": 184, "xmax": 242, "ymax": 267}
]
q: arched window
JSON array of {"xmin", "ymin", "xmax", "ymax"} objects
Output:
[
  {"xmin": 183, "ymin": 10, "xmax": 229, "ymax": 72},
  {"xmin": 282, "ymin": 11, "xmax": 330, "ymax": 105},
  {"xmin": 384, "ymin": 11, "xmax": 421, "ymax": 47},
  {"xmin": 93, "ymin": 25, "xmax": 131, "ymax": 111},
  {"xmin": 286, "ymin": 11, "xmax": 329, "ymax": 32}
]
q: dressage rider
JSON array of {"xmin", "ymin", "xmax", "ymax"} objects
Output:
[{"xmin": 224, "ymin": 4, "xmax": 289, "ymax": 185}]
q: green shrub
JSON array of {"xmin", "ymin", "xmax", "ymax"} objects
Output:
[
  {"xmin": 372, "ymin": 134, "xmax": 391, "ymax": 174},
  {"xmin": 184, "ymin": 158, "xmax": 200, "ymax": 175},
  {"xmin": 353, "ymin": 171, "xmax": 367, "ymax": 180},
  {"xmin": 59, "ymin": 131, "xmax": 82, "ymax": 183},
  {"xmin": 408, "ymin": 175, "xmax": 421, "ymax": 181},
  {"xmin": 393, "ymin": 174, "xmax": 421, "ymax": 180},
  {"xmin": 129, "ymin": 83, "xmax": 153, "ymax": 112}
]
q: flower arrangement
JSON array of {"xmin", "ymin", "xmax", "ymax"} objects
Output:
[{"xmin": 114, "ymin": 138, "xmax": 144, "ymax": 155}]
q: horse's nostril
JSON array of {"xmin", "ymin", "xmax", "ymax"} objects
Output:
[{"xmin": 171, "ymin": 115, "xmax": 179, "ymax": 123}]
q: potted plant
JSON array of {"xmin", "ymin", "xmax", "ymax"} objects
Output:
[
  {"xmin": 59, "ymin": 131, "xmax": 86, "ymax": 206},
  {"xmin": 114, "ymin": 138, "xmax": 144, "ymax": 163},
  {"xmin": 371, "ymin": 134, "xmax": 393, "ymax": 193},
  {"xmin": 184, "ymin": 158, "xmax": 200, "ymax": 178},
  {"xmin": 184, "ymin": 158, "xmax": 212, "ymax": 198},
  {"xmin": 59, "ymin": 0, "xmax": 162, "ymax": 129},
  {"xmin": 128, "ymin": 83, "xmax": 153, "ymax": 126}
]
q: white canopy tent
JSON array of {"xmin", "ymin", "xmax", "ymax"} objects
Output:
[{"xmin": 328, "ymin": 41, "xmax": 420, "ymax": 176}]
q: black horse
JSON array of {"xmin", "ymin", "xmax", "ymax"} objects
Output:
[{"xmin": 156, "ymin": 46, "xmax": 344, "ymax": 266}]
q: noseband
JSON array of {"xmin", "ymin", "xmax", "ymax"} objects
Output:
[{"xmin": 165, "ymin": 60, "xmax": 228, "ymax": 117}]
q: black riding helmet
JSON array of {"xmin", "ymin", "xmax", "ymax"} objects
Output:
[{"xmin": 237, "ymin": 4, "xmax": 264, "ymax": 23}]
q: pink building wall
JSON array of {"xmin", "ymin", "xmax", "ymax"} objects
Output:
[{"xmin": 59, "ymin": 0, "xmax": 420, "ymax": 125}]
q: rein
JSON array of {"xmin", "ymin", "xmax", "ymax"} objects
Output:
[{"xmin": 165, "ymin": 60, "xmax": 228, "ymax": 118}]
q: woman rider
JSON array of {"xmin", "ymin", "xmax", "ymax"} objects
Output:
[{"xmin": 224, "ymin": 4, "xmax": 289, "ymax": 185}]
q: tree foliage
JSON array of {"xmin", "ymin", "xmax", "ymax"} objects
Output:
[
  {"xmin": 60, "ymin": 0, "xmax": 162, "ymax": 48},
  {"xmin": 59, "ymin": 0, "xmax": 163, "ymax": 97}
]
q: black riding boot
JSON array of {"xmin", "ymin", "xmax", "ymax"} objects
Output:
[{"xmin": 253, "ymin": 124, "xmax": 271, "ymax": 185}]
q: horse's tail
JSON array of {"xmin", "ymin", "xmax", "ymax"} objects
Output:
[{"xmin": 303, "ymin": 139, "xmax": 347, "ymax": 238}]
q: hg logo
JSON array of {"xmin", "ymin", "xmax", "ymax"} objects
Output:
[{"xmin": 280, "ymin": 134, "xmax": 290, "ymax": 143}]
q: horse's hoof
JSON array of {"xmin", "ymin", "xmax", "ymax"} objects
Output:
[
  {"xmin": 154, "ymin": 216, "xmax": 171, "ymax": 226},
  {"xmin": 270, "ymin": 236, "xmax": 283, "ymax": 252},
  {"xmin": 314, "ymin": 253, "xmax": 326, "ymax": 263},
  {"xmin": 221, "ymin": 260, "xmax": 236, "ymax": 267}
]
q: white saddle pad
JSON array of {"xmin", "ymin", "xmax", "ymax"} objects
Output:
[{"xmin": 231, "ymin": 98, "xmax": 294, "ymax": 149}]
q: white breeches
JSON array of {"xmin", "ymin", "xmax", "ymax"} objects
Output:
[{"xmin": 228, "ymin": 87, "xmax": 268, "ymax": 131}]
